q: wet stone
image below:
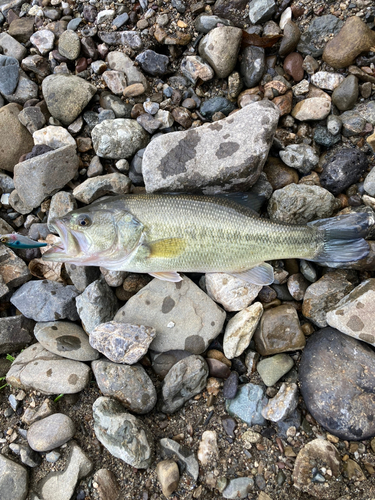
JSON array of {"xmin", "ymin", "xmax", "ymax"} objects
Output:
[
  {"xmin": 93, "ymin": 396, "xmax": 153, "ymax": 469},
  {"xmin": 200, "ymin": 96, "xmax": 235, "ymax": 120},
  {"xmin": 223, "ymin": 371, "xmax": 239, "ymax": 399},
  {"xmin": 240, "ymin": 46, "xmax": 265, "ymax": 88},
  {"xmin": 257, "ymin": 353, "xmax": 294, "ymax": 386},
  {"xmin": 27, "ymin": 413, "xmax": 75, "ymax": 452},
  {"xmin": 91, "ymin": 359, "xmax": 157, "ymax": 414},
  {"xmin": 226, "ymin": 382, "xmax": 268, "ymax": 425},
  {"xmin": 34, "ymin": 321, "xmax": 100, "ymax": 361},
  {"xmin": 90, "ymin": 322, "xmax": 155, "ymax": 364}
]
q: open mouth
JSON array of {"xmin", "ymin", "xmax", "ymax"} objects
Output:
[{"xmin": 43, "ymin": 220, "xmax": 76, "ymax": 259}]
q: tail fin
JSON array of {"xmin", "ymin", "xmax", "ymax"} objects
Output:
[{"xmin": 308, "ymin": 212, "xmax": 373, "ymax": 263}]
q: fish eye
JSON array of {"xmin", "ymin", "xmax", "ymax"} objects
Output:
[
  {"xmin": 77, "ymin": 215, "xmax": 92, "ymax": 228},
  {"xmin": 0, "ymin": 237, "xmax": 6, "ymax": 242},
  {"xmin": 77, "ymin": 215, "xmax": 91, "ymax": 227}
]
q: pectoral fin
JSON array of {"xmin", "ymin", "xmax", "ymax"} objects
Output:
[
  {"xmin": 149, "ymin": 271, "xmax": 183, "ymax": 282},
  {"xmin": 229, "ymin": 262, "xmax": 274, "ymax": 285},
  {"xmin": 148, "ymin": 237, "xmax": 187, "ymax": 259}
]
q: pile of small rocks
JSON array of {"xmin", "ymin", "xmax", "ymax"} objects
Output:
[{"xmin": 1, "ymin": 0, "xmax": 375, "ymax": 499}]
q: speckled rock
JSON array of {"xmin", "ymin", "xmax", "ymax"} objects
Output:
[
  {"xmin": 253, "ymin": 304, "xmax": 305, "ymax": 355},
  {"xmin": 90, "ymin": 322, "xmax": 155, "ymax": 364},
  {"xmin": 198, "ymin": 26, "xmax": 242, "ymax": 79},
  {"xmin": 206, "ymin": 273, "xmax": 262, "ymax": 312},
  {"xmin": 143, "ymin": 100, "xmax": 279, "ymax": 194},
  {"xmin": 42, "ymin": 74, "xmax": 96, "ymax": 125},
  {"xmin": 0, "ymin": 455, "xmax": 28, "ymax": 500},
  {"xmin": 58, "ymin": 30, "xmax": 80, "ymax": 60},
  {"xmin": 76, "ymin": 277, "xmax": 118, "ymax": 334},
  {"xmin": 180, "ymin": 55, "xmax": 214, "ymax": 84},
  {"xmin": 326, "ymin": 279, "xmax": 375, "ymax": 346},
  {"xmin": 30, "ymin": 29, "xmax": 54, "ymax": 55},
  {"xmin": 115, "ymin": 276, "xmax": 225, "ymax": 354},
  {"xmin": 72, "ymin": 173, "xmax": 131, "ymax": 204},
  {"xmin": 33, "ymin": 125, "xmax": 75, "ymax": 150},
  {"xmin": 34, "ymin": 321, "xmax": 100, "ymax": 361},
  {"xmin": 156, "ymin": 460, "xmax": 180, "ymax": 497},
  {"xmin": 240, "ymin": 46, "xmax": 265, "ymax": 88},
  {"xmin": 261, "ymin": 383, "xmax": 298, "ymax": 422},
  {"xmin": 300, "ymin": 327, "xmax": 375, "ymax": 440},
  {"xmin": 27, "ymin": 413, "xmax": 75, "ymax": 452},
  {"xmin": 291, "ymin": 97, "xmax": 331, "ymax": 121},
  {"xmin": 93, "ymin": 396, "xmax": 153, "ymax": 468},
  {"xmin": 92, "ymin": 118, "xmax": 150, "ymax": 159},
  {"xmin": 302, "ymin": 272, "xmax": 354, "ymax": 328},
  {"xmin": 257, "ymin": 353, "xmax": 294, "ymax": 386},
  {"xmin": 6, "ymin": 343, "xmax": 90, "ymax": 394},
  {"xmin": 268, "ymin": 184, "xmax": 336, "ymax": 224},
  {"xmin": 91, "ymin": 359, "xmax": 157, "ymax": 414},
  {"xmin": 226, "ymin": 383, "xmax": 268, "ymax": 425},
  {"xmin": 223, "ymin": 302, "xmax": 263, "ymax": 359},
  {"xmin": 160, "ymin": 355, "xmax": 209, "ymax": 413},
  {"xmin": 279, "ymin": 144, "xmax": 319, "ymax": 174},
  {"xmin": 11, "ymin": 280, "xmax": 79, "ymax": 322}
]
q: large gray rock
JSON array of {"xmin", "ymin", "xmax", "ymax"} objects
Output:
[
  {"xmin": 268, "ymin": 184, "xmax": 337, "ymax": 224},
  {"xmin": 11, "ymin": 280, "xmax": 79, "ymax": 322},
  {"xmin": 114, "ymin": 276, "xmax": 225, "ymax": 354},
  {"xmin": 6, "ymin": 343, "xmax": 90, "ymax": 394},
  {"xmin": 249, "ymin": 0, "xmax": 276, "ymax": 24},
  {"xmin": 76, "ymin": 277, "xmax": 118, "ymax": 334},
  {"xmin": 0, "ymin": 32, "xmax": 27, "ymax": 61},
  {"xmin": 42, "ymin": 74, "xmax": 96, "ymax": 125},
  {"xmin": 326, "ymin": 278, "xmax": 375, "ymax": 346},
  {"xmin": 142, "ymin": 100, "xmax": 279, "ymax": 194},
  {"xmin": 36, "ymin": 441, "xmax": 93, "ymax": 500},
  {"xmin": 198, "ymin": 26, "xmax": 242, "ymax": 78},
  {"xmin": 0, "ymin": 455, "xmax": 28, "ymax": 500},
  {"xmin": 93, "ymin": 396, "xmax": 154, "ymax": 468},
  {"xmin": 160, "ymin": 355, "xmax": 209, "ymax": 413},
  {"xmin": 0, "ymin": 315, "xmax": 33, "ymax": 355},
  {"xmin": 92, "ymin": 359, "xmax": 157, "ymax": 414},
  {"xmin": 34, "ymin": 321, "xmax": 100, "ymax": 361},
  {"xmin": 92, "ymin": 119, "xmax": 150, "ymax": 160},
  {"xmin": 13, "ymin": 145, "xmax": 79, "ymax": 209}
]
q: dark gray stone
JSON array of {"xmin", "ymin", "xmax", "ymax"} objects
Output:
[
  {"xmin": 0, "ymin": 54, "xmax": 19, "ymax": 94},
  {"xmin": 300, "ymin": 327, "xmax": 375, "ymax": 440},
  {"xmin": 332, "ymin": 75, "xmax": 359, "ymax": 112},
  {"xmin": 194, "ymin": 14, "xmax": 232, "ymax": 33},
  {"xmin": 240, "ymin": 46, "xmax": 265, "ymax": 88},
  {"xmin": 0, "ymin": 315, "xmax": 33, "ymax": 355},
  {"xmin": 297, "ymin": 15, "xmax": 343, "ymax": 57},
  {"xmin": 135, "ymin": 50, "xmax": 169, "ymax": 76},
  {"xmin": 200, "ymin": 96, "xmax": 235, "ymax": 120},
  {"xmin": 65, "ymin": 263, "xmax": 100, "ymax": 292},
  {"xmin": 313, "ymin": 126, "xmax": 341, "ymax": 147}
]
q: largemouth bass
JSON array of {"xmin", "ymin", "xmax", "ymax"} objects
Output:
[{"xmin": 43, "ymin": 194, "xmax": 371, "ymax": 285}]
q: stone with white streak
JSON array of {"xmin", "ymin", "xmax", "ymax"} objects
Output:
[
  {"xmin": 142, "ymin": 100, "xmax": 279, "ymax": 194},
  {"xmin": 261, "ymin": 382, "xmax": 298, "ymax": 422},
  {"xmin": 33, "ymin": 126, "xmax": 76, "ymax": 150},
  {"xmin": 326, "ymin": 278, "xmax": 375, "ymax": 346},
  {"xmin": 223, "ymin": 302, "xmax": 263, "ymax": 359},
  {"xmin": 198, "ymin": 431, "xmax": 219, "ymax": 465}
]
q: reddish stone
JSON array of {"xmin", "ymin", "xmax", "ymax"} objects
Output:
[{"xmin": 283, "ymin": 52, "xmax": 304, "ymax": 82}]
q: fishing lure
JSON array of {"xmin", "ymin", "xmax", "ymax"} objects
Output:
[{"xmin": 0, "ymin": 234, "xmax": 47, "ymax": 249}]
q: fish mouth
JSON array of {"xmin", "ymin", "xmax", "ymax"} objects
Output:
[{"xmin": 43, "ymin": 220, "xmax": 81, "ymax": 262}]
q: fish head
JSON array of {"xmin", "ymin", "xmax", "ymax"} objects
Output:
[{"xmin": 43, "ymin": 203, "xmax": 144, "ymax": 267}]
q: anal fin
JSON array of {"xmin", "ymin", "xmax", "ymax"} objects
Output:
[
  {"xmin": 229, "ymin": 262, "xmax": 274, "ymax": 285},
  {"xmin": 149, "ymin": 271, "xmax": 183, "ymax": 282}
]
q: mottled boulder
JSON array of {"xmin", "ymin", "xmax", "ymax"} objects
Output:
[{"xmin": 142, "ymin": 100, "xmax": 279, "ymax": 194}]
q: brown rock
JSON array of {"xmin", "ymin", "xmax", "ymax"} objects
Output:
[
  {"xmin": 323, "ymin": 17, "xmax": 375, "ymax": 69},
  {"xmin": 206, "ymin": 358, "xmax": 231, "ymax": 379},
  {"xmin": 0, "ymin": 103, "xmax": 34, "ymax": 172},
  {"xmin": 283, "ymin": 52, "xmax": 304, "ymax": 82},
  {"xmin": 348, "ymin": 65, "xmax": 375, "ymax": 84},
  {"xmin": 156, "ymin": 460, "xmax": 180, "ymax": 497},
  {"xmin": 171, "ymin": 107, "xmax": 192, "ymax": 128},
  {"xmin": 237, "ymin": 88, "xmax": 262, "ymax": 108},
  {"xmin": 263, "ymin": 156, "xmax": 299, "ymax": 190},
  {"xmin": 272, "ymin": 90, "xmax": 293, "ymax": 116},
  {"xmin": 93, "ymin": 469, "xmax": 121, "ymax": 500},
  {"xmin": 154, "ymin": 25, "xmax": 191, "ymax": 45},
  {"xmin": 291, "ymin": 97, "xmax": 331, "ymax": 121},
  {"xmin": 123, "ymin": 83, "xmax": 145, "ymax": 98},
  {"xmin": 279, "ymin": 21, "xmax": 300, "ymax": 57},
  {"xmin": 9, "ymin": 18, "xmax": 34, "ymax": 43},
  {"xmin": 206, "ymin": 349, "xmax": 231, "ymax": 368},
  {"xmin": 253, "ymin": 304, "xmax": 305, "ymax": 356}
]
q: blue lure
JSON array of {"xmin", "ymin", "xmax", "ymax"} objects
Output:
[{"xmin": 0, "ymin": 233, "xmax": 47, "ymax": 249}]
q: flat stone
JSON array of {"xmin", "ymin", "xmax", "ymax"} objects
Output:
[
  {"xmin": 106, "ymin": 51, "xmax": 148, "ymax": 89},
  {"xmin": 21, "ymin": 55, "xmax": 50, "ymax": 78},
  {"xmin": 226, "ymin": 383, "xmax": 268, "ymax": 425},
  {"xmin": 195, "ymin": 13, "xmax": 232, "ymax": 33},
  {"xmin": 36, "ymin": 441, "xmax": 93, "ymax": 500},
  {"xmin": 263, "ymin": 156, "xmax": 299, "ymax": 190},
  {"xmin": 323, "ymin": 16, "xmax": 375, "ymax": 69},
  {"xmin": 257, "ymin": 353, "xmax": 294, "ymax": 386},
  {"xmin": 310, "ymin": 71, "xmax": 344, "ymax": 90},
  {"xmin": 160, "ymin": 355, "xmax": 209, "ymax": 413},
  {"xmin": 223, "ymin": 302, "xmax": 263, "ymax": 359},
  {"xmin": 268, "ymin": 184, "xmax": 336, "ymax": 224},
  {"xmin": 0, "ymin": 455, "xmax": 28, "ymax": 500},
  {"xmin": 152, "ymin": 350, "xmax": 193, "ymax": 379},
  {"xmin": 28, "ymin": 413, "xmax": 75, "ymax": 452},
  {"xmin": 291, "ymin": 97, "xmax": 331, "ymax": 121},
  {"xmin": 93, "ymin": 396, "xmax": 153, "ymax": 469},
  {"xmin": 42, "ymin": 74, "xmax": 96, "ymax": 125},
  {"xmin": 103, "ymin": 70, "xmax": 127, "ymax": 95},
  {"xmin": 0, "ymin": 245, "xmax": 30, "ymax": 288},
  {"xmin": 92, "ymin": 359, "xmax": 157, "ymax": 414},
  {"xmin": 76, "ymin": 277, "xmax": 118, "ymax": 334},
  {"xmin": 205, "ymin": 274, "xmax": 261, "ymax": 312},
  {"xmin": 302, "ymin": 271, "xmax": 354, "ymax": 328},
  {"xmin": 297, "ymin": 15, "xmax": 343, "ymax": 58},
  {"xmin": 13, "ymin": 145, "xmax": 79, "ymax": 209},
  {"xmin": 261, "ymin": 382, "xmax": 298, "ymax": 422},
  {"xmin": 98, "ymin": 31, "xmax": 143, "ymax": 50},
  {"xmin": 7, "ymin": 343, "xmax": 90, "ymax": 394},
  {"xmin": 326, "ymin": 278, "xmax": 375, "ymax": 346},
  {"xmin": 253, "ymin": 304, "xmax": 305, "ymax": 355},
  {"xmin": 0, "ymin": 315, "xmax": 33, "ymax": 355},
  {"xmin": 92, "ymin": 118, "xmax": 150, "ymax": 159},
  {"xmin": 160, "ymin": 437, "xmax": 199, "ymax": 480},
  {"xmin": 65, "ymin": 263, "xmax": 100, "ymax": 293},
  {"xmin": 90, "ymin": 322, "xmax": 155, "ymax": 364},
  {"xmin": 198, "ymin": 26, "xmax": 242, "ymax": 78},
  {"xmin": 293, "ymin": 438, "xmax": 341, "ymax": 499},
  {"xmin": 34, "ymin": 321, "xmax": 99, "ymax": 361},
  {"xmin": 11, "ymin": 280, "xmax": 79, "ymax": 322},
  {"xmin": 30, "ymin": 29, "xmax": 55, "ymax": 55},
  {"xmin": 58, "ymin": 30, "xmax": 80, "ymax": 60},
  {"xmin": 115, "ymin": 276, "xmax": 225, "ymax": 354},
  {"xmin": 8, "ymin": 17, "xmax": 35, "ymax": 44},
  {"xmin": 33, "ymin": 125, "xmax": 75, "ymax": 149},
  {"xmin": 92, "ymin": 469, "xmax": 121, "ymax": 500},
  {"xmin": 72, "ymin": 173, "xmax": 131, "ymax": 204},
  {"xmin": 142, "ymin": 100, "xmax": 279, "ymax": 194},
  {"xmin": 300, "ymin": 327, "xmax": 375, "ymax": 441},
  {"xmin": 3, "ymin": 70, "xmax": 38, "ymax": 105},
  {"xmin": 0, "ymin": 32, "xmax": 27, "ymax": 60},
  {"xmin": 0, "ymin": 103, "xmax": 34, "ymax": 172},
  {"xmin": 198, "ymin": 430, "xmax": 219, "ymax": 465},
  {"xmin": 223, "ymin": 478, "xmax": 254, "ymax": 499}
]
